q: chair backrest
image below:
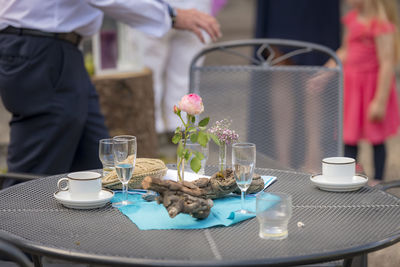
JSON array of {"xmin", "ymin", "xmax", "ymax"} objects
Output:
[
  {"xmin": 0, "ymin": 240, "xmax": 33, "ymax": 267},
  {"xmin": 0, "ymin": 173, "xmax": 44, "ymax": 189},
  {"xmin": 190, "ymin": 39, "xmax": 343, "ymax": 172}
]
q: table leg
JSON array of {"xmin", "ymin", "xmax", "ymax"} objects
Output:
[
  {"xmin": 343, "ymin": 254, "xmax": 367, "ymax": 267},
  {"xmin": 343, "ymin": 258, "xmax": 353, "ymax": 267},
  {"xmin": 32, "ymin": 254, "xmax": 42, "ymax": 267}
]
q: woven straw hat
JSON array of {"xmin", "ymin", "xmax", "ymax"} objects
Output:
[{"xmin": 102, "ymin": 157, "xmax": 168, "ymax": 190}]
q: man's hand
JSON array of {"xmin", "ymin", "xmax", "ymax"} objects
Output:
[{"xmin": 174, "ymin": 8, "xmax": 221, "ymax": 43}]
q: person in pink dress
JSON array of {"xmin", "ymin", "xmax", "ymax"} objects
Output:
[{"xmin": 337, "ymin": 0, "xmax": 400, "ymax": 184}]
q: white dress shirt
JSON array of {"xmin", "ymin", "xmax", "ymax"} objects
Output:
[{"xmin": 0, "ymin": 0, "xmax": 171, "ymax": 37}]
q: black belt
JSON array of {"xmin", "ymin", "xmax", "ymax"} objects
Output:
[{"xmin": 0, "ymin": 26, "xmax": 82, "ymax": 46}]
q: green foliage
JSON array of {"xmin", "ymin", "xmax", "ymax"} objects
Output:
[
  {"xmin": 197, "ymin": 131, "xmax": 208, "ymax": 147},
  {"xmin": 209, "ymin": 133, "xmax": 220, "ymax": 146},
  {"xmin": 198, "ymin": 117, "xmax": 209, "ymax": 127},
  {"xmin": 194, "ymin": 151, "xmax": 205, "ymax": 160},
  {"xmin": 190, "ymin": 133, "xmax": 198, "ymax": 143},
  {"xmin": 188, "ymin": 126, "xmax": 197, "ymax": 133},
  {"xmin": 190, "ymin": 156, "xmax": 201, "ymax": 173},
  {"xmin": 177, "ymin": 141, "xmax": 184, "ymax": 157},
  {"xmin": 184, "ymin": 150, "xmax": 191, "ymax": 161},
  {"xmin": 172, "ymin": 133, "xmax": 181, "ymax": 144}
]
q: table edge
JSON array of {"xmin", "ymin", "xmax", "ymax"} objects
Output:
[{"xmin": 1, "ymin": 229, "xmax": 400, "ymax": 266}]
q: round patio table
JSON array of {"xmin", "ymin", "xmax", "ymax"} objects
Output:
[{"xmin": 0, "ymin": 166, "xmax": 400, "ymax": 266}]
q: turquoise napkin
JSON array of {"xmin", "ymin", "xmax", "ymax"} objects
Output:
[{"xmin": 111, "ymin": 176, "xmax": 276, "ymax": 230}]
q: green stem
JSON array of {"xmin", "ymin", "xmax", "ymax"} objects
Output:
[
  {"xmin": 177, "ymin": 155, "xmax": 183, "ymax": 181},
  {"xmin": 219, "ymin": 141, "xmax": 226, "ymax": 173},
  {"xmin": 177, "ymin": 114, "xmax": 191, "ymax": 182},
  {"xmin": 178, "ymin": 113, "xmax": 187, "ymax": 127}
]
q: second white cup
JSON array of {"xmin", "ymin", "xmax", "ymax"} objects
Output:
[
  {"xmin": 322, "ymin": 157, "xmax": 355, "ymax": 183},
  {"xmin": 57, "ymin": 171, "xmax": 102, "ymax": 200}
]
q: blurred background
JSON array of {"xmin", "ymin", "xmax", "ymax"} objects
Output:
[
  {"xmin": 2, "ymin": 0, "xmax": 399, "ymax": 183},
  {"xmin": 0, "ymin": 1, "xmax": 256, "ymax": 171}
]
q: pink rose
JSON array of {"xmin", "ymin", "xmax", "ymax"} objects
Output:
[{"xmin": 178, "ymin": 94, "xmax": 204, "ymax": 115}]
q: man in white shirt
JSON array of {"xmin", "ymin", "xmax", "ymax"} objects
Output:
[
  {"xmin": 136, "ymin": 0, "xmax": 213, "ymax": 136},
  {"xmin": 0, "ymin": 0, "xmax": 221, "ymax": 187}
]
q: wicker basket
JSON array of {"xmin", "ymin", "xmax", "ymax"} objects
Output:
[{"xmin": 102, "ymin": 158, "xmax": 168, "ymax": 190}]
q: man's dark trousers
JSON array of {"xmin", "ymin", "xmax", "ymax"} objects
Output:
[{"xmin": 0, "ymin": 34, "xmax": 109, "ymax": 187}]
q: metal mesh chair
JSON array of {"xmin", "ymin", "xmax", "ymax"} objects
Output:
[
  {"xmin": 190, "ymin": 39, "xmax": 343, "ymax": 172},
  {"xmin": 0, "ymin": 239, "xmax": 33, "ymax": 267},
  {"xmin": 0, "ymin": 173, "xmax": 44, "ymax": 189}
]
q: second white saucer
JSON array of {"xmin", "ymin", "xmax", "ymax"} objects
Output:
[
  {"xmin": 310, "ymin": 174, "xmax": 368, "ymax": 192},
  {"xmin": 54, "ymin": 189, "xmax": 114, "ymax": 209}
]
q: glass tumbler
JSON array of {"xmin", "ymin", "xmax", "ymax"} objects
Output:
[
  {"xmin": 99, "ymin": 138, "xmax": 114, "ymax": 177},
  {"xmin": 256, "ymin": 192, "xmax": 292, "ymax": 240}
]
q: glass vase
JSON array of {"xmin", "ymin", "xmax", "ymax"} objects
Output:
[
  {"xmin": 219, "ymin": 141, "xmax": 227, "ymax": 173},
  {"xmin": 177, "ymin": 139, "xmax": 209, "ymax": 181}
]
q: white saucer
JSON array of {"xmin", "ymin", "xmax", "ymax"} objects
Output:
[
  {"xmin": 310, "ymin": 174, "xmax": 368, "ymax": 192},
  {"xmin": 54, "ymin": 189, "xmax": 114, "ymax": 209}
]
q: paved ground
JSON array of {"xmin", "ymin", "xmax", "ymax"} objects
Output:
[{"xmin": 0, "ymin": 0, "xmax": 399, "ymax": 266}]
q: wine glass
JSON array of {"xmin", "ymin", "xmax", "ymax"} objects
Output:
[
  {"xmin": 113, "ymin": 135, "xmax": 137, "ymax": 159},
  {"xmin": 99, "ymin": 138, "xmax": 114, "ymax": 177},
  {"xmin": 112, "ymin": 135, "xmax": 137, "ymax": 207},
  {"xmin": 232, "ymin": 143, "xmax": 256, "ymax": 214}
]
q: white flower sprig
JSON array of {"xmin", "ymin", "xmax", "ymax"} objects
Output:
[
  {"xmin": 208, "ymin": 119, "xmax": 239, "ymax": 173},
  {"xmin": 208, "ymin": 119, "xmax": 239, "ymax": 145}
]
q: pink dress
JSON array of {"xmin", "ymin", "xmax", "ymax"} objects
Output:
[{"xmin": 342, "ymin": 10, "xmax": 400, "ymax": 145}]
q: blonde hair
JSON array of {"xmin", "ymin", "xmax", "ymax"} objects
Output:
[{"xmin": 366, "ymin": 0, "xmax": 400, "ymax": 62}]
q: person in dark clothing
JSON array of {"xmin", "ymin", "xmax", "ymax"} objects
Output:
[
  {"xmin": 0, "ymin": 0, "xmax": 221, "ymax": 188},
  {"xmin": 250, "ymin": 0, "xmax": 341, "ymax": 171}
]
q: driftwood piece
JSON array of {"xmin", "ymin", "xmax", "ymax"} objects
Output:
[
  {"xmin": 142, "ymin": 176, "xmax": 212, "ymax": 219},
  {"xmin": 141, "ymin": 168, "xmax": 265, "ymax": 219},
  {"xmin": 159, "ymin": 191, "xmax": 213, "ymax": 219},
  {"xmin": 192, "ymin": 169, "xmax": 237, "ymax": 199},
  {"xmin": 192, "ymin": 169, "xmax": 265, "ymax": 197},
  {"xmin": 233, "ymin": 173, "xmax": 265, "ymax": 194}
]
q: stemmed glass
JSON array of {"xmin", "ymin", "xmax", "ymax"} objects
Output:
[
  {"xmin": 112, "ymin": 135, "xmax": 137, "ymax": 207},
  {"xmin": 99, "ymin": 138, "xmax": 114, "ymax": 177},
  {"xmin": 232, "ymin": 143, "xmax": 256, "ymax": 214}
]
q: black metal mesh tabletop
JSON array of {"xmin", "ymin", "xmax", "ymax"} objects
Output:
[{"xmin": 1, "ymin": 167, "xmax": 400, "ymax": 266}]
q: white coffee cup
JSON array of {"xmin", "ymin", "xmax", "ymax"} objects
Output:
[
  {"xmin": 57, "ymin": 171, "xmax": 102, "ymax": 200},
  {"xmin": 322, "ymin": 157, "xmax": 355, "ymax": 183}
]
